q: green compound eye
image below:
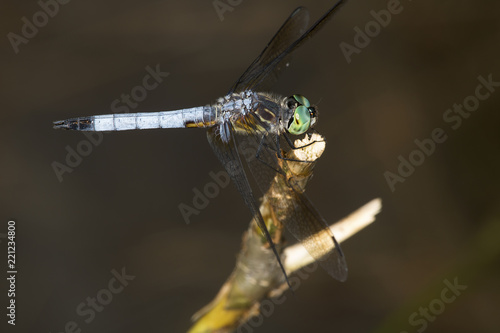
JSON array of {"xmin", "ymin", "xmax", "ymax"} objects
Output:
[
  {"xmin": 287, "ymin": 105, "xmax": 311, "ymax": 135},
  {"xmin": 293, "ymin": 94, "xmax": 310, "ymax": 108}
]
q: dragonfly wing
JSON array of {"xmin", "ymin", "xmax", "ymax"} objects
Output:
[
  {"xmin": 206, "ymin": 122, "xmax": 290, "ymax": 285},
  {"xmin": 229, "ymin": 0, "xmax": 346, "ymax": 94},
  {"xmin": 229, "ymin": 6, "xmax": 310, "ymax": 94},
  {"xmin": 235, "ymin": 121, "xmax": 348, "ymax": 281},
  {"xmin": 281, "ymin": 186, "xmax": 348, "ymax": 281}
]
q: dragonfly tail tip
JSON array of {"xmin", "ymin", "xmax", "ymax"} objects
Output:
[
  {"xmin": 52, "ymin": 117, "xmax": 93, "ymax": 131},
  {"xmin": 53, "ymin": 120, "xmax": 67, "ymax": 130}
]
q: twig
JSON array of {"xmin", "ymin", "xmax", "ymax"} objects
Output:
[{"xmin": 188, "ymin": 134, "xmax": 381, "ymax": 333}]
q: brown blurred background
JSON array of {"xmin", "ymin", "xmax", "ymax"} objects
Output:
[{"xmin": 1, "ymin": 0, "xmax": 500, "ymax": 332}]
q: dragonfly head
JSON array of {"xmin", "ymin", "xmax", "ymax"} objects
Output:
[{"xmin": 285, "ymin": 94, "xmax": 317, "ymax": 135}]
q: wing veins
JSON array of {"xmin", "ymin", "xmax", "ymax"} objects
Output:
[
  {"xmin": 229, "ymin": 0, "xmax": 346, "ymax": 93},
  {"xmin": 206, "ymin": 123, "xmax": 291, "ymax": 287}
]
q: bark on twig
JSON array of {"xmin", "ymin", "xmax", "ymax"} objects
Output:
[{"xmin": 188, "ymin": 133, "xmax": 381, "ymax": 333}]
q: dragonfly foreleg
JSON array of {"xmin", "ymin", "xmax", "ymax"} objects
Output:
[
  {"xmin": 283, "ymin": 132, "xmax": 324, "ymax": 150},
  {"xmin": 276, "ymin": 134, "xmax": 318, "ymax": 163}
]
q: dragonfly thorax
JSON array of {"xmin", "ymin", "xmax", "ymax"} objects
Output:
[
  {"xmin": 216, "ymin": 92, "xmax": 317, "ymax": 137},
  {"xmin": 217, "ymin": 91, "xmax": 283, "ymax": 136}
]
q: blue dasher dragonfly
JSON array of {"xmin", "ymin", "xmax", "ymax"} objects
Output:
[{"xmin": 54, "ymin": 1, "xmax": 348, "ymax": 284}]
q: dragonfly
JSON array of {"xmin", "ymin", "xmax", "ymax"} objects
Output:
[{"xmin": 54, "ymin": 0, "xmax": 348, "ymax": 284}]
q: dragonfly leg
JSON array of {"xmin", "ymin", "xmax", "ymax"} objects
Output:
[
  {"xmin": 253, "ymin": 134, "xmax": 314, "ymax": 164},
  {"xmin": 276, "ymin": 134, "xmax": 317, "ymax": 163},
  {"xmin": 253, "ymin": 136, "xmax": 287, "ymax": 176},
  {"xmin": 283, "ymin": 131, "xmax": 324, "ymax": 150}
]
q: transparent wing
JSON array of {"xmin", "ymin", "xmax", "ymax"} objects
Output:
[
  {"xmin": 229, "ymin": 6, "xmax": 309, "ymax": 94},
  {"xmin": 229, "ymin": 0, "xmax": 346, "ymax": 94},
  {"xmin": 206, "ymin": 122, "xmax": 290, "ymax": 285},
  {"xmin": 235, "ymin": 112, "xmax": 348, "ymax": 281},
  {"xmin": 282, "ymin": 182, "xmax": 348, "ymax": 281}
]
